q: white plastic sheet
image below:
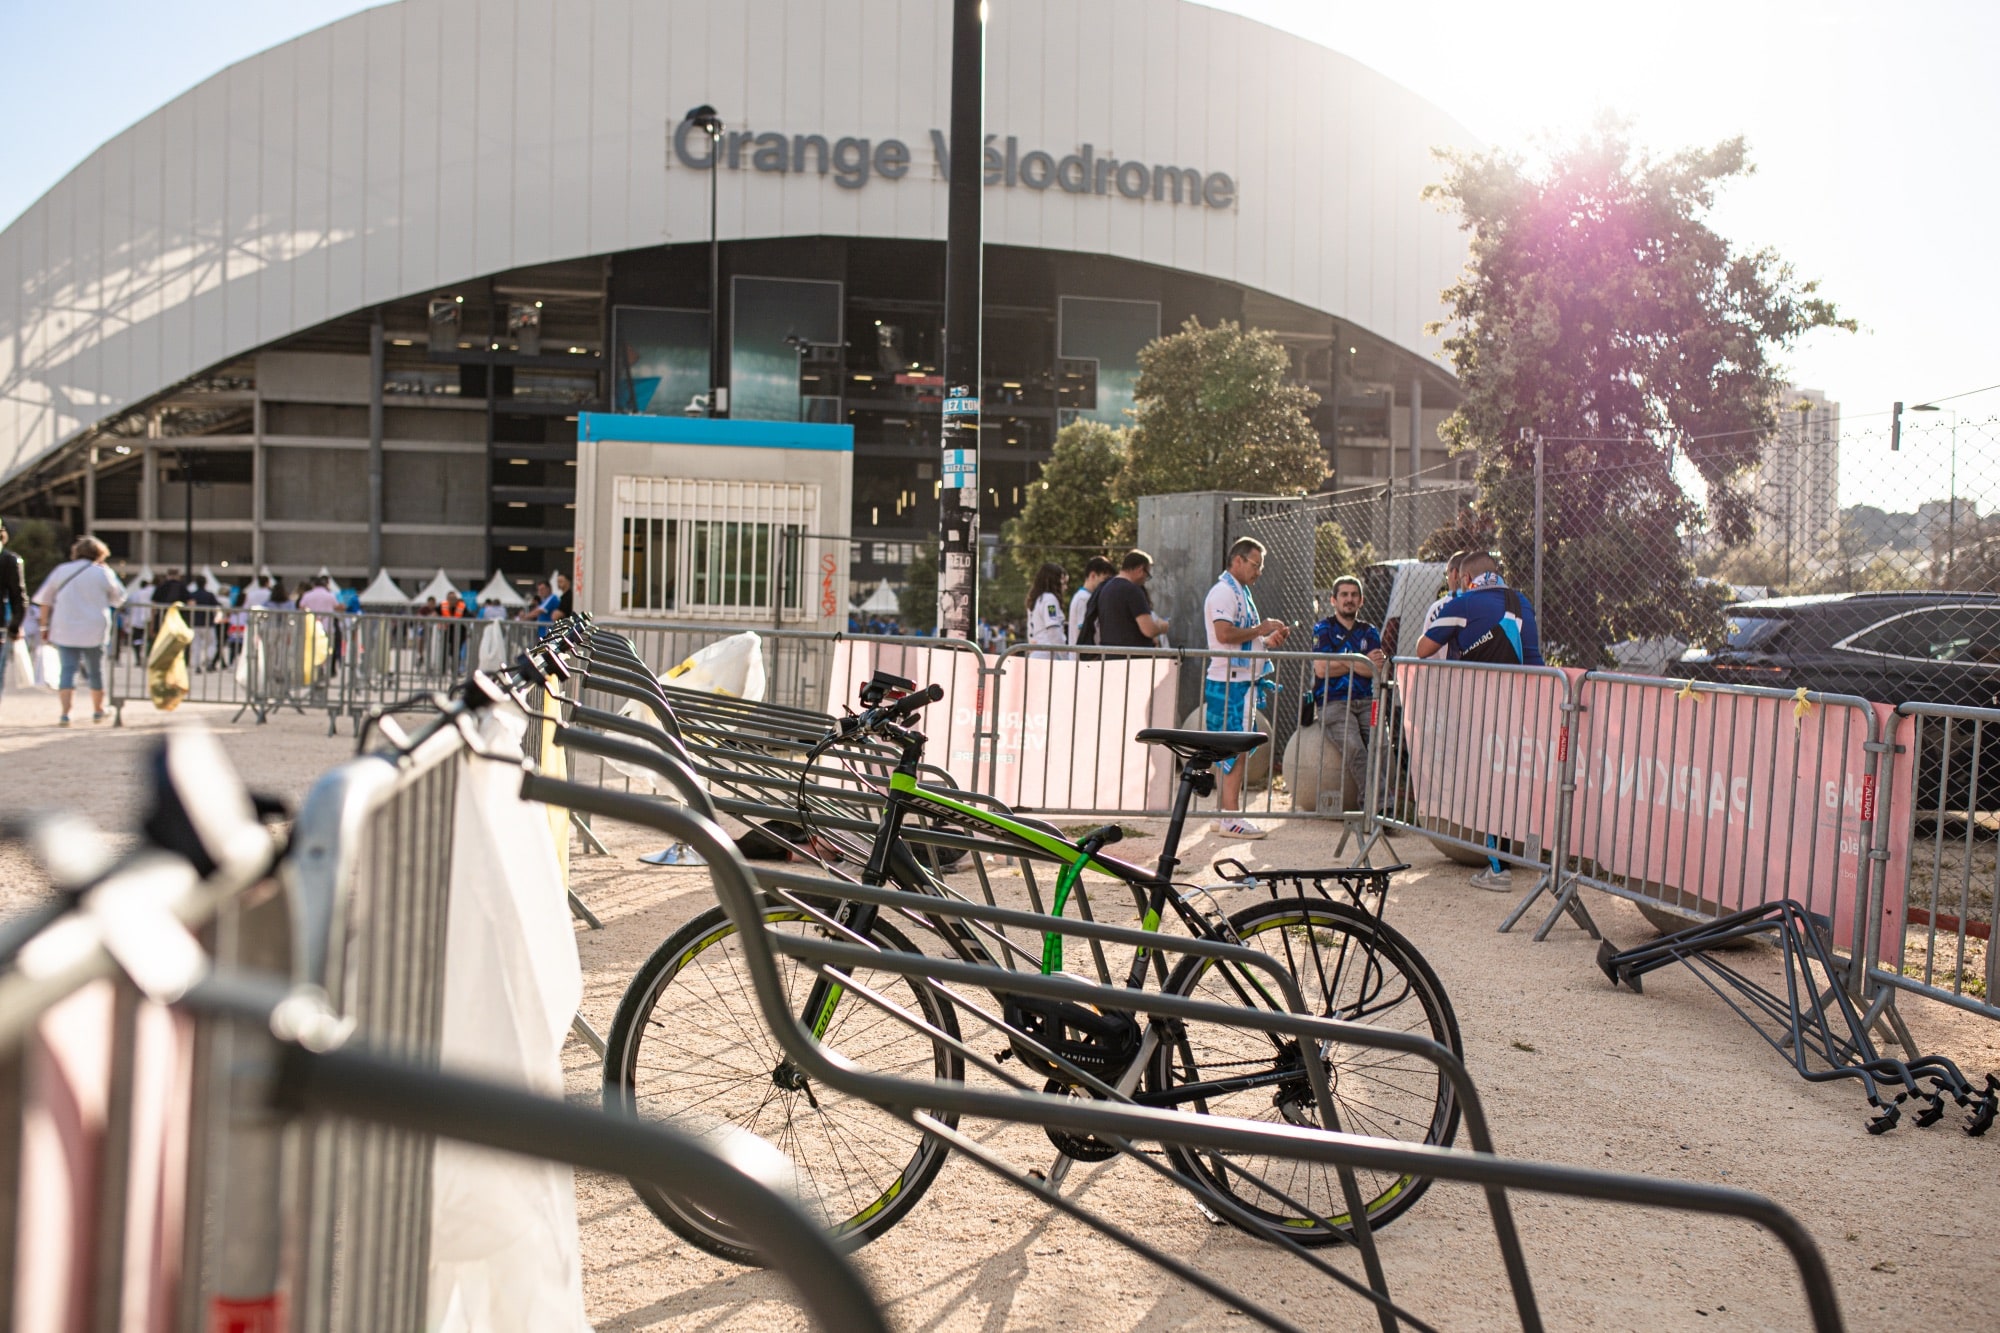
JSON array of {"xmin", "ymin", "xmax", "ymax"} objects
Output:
[
  {"xmin": 663, "ymin": 630, "xmax": 766, "ymax": 701},
  {"xmin": 428, "ymin": 705, "xmax": 590, "ymax": 1333},
  {"xmin": 606, "ymin": 631, "xmax": 765, "ymax": 793},
  {"xmin": 477, "ymin": 621, "xmax": 508, "ymax": 674}
]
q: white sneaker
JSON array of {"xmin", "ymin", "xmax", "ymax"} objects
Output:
[
  {"xmin": 1468, "ymin": 867, "xmax": 1513, "ymax": 892},
  {"xmin": 1215, "ymin": 816, "xmax": 1267, "ymax": 840}
]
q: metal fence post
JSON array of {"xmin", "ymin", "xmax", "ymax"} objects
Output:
[{"xmin": 1530, "ymin": 429, "xmax": 1544, "ymax": 617}]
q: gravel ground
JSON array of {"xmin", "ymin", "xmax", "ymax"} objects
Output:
[{"xmin": 5, "ymin": 684, "xmax": 1998, "ymax": 1329}]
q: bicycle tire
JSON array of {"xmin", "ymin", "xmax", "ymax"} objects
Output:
[
  {"xmin": 1147, "ymin": 896, "xmax": 1461, "ymax": 1244},
  {"xmin": 603, "ymin": 902, "xmax": 963, "ymax": 1262}
]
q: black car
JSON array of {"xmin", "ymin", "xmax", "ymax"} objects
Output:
[
  {"xmin": 1672, "ymin": 592, "xmax": 2000, "ymax": 812},
  {"xmin": 1670, "ymin": 592, "xmax": 2000, "ymax": 709}
]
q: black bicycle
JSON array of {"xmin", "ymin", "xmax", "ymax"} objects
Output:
[{"xmin": 603, "ymin": 672, "xmax": 1461, "ymax": 1260}]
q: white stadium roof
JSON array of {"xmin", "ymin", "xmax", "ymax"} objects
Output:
[{"xmin": 0, "ymin": 0, "xmax": 1476, "ymax": 492}]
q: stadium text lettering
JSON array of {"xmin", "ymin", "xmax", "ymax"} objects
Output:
[{"xmin": 671, "ymin": 122, "xmax": 1235, "ymax": 210}]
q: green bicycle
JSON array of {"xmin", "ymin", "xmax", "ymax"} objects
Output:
[{"xmin": 603, "ymin": 673, "xmax": 1461, "ymax": 1261}]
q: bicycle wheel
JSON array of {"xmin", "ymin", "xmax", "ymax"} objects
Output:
[
  {"xmin": 603, "ymin": 902, "xmax": 963, "ymax": 1262},
  {"xmin": 1147, "ymin": 896, "xmax": 1460, "ymax": 1244}
]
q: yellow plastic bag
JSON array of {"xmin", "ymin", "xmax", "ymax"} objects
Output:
[{"xmin": 147, "ymin": 605, "xmax": 194, "ymax": 711}]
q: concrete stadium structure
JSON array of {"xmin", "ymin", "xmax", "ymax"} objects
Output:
[{"xmin": 0, "ymin": 0, "xmax": 1478, "ymax": 592}]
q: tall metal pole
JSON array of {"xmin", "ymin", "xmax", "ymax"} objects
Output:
[
  {"xmin": 368, "ymin": 310, "xmax": 384, "ymax": 573},
  {"xmin": 1529, "ymin": 430, "xmax": 1543, "ymax": 616},
  {"xmin": 708, "ymin": 123, "xmax": 722, "ymax": 418},
  {"xmin": 1946, "ymin": 411, "xmax": 1958, "ymax": 587},
  {"xmin": 935, "ymin": 0, "xmax": 985, "ymax": 640},
  {"xmin": 183, "ymin": 448, "xmax": 196, "ymax": 571}
]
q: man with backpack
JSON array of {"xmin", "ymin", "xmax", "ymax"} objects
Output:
[
  {"xmin": 1416, "ymin": 551, "xmax": 1542, "ymax": 667},
  {"xmin": 1416, "ymin": 550, "xmax": 1543, "ymax": 892}
]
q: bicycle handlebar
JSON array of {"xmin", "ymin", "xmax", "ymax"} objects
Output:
[{"xmin": 838, "ymin": 682, "xmax": 944, "ymax": 738}]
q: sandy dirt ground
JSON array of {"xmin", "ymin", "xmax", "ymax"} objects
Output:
[{"xmin": 4, "ymin": 682, "xmax": 1998, "ymax": 1330}]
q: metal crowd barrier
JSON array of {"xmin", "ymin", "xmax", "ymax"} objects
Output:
[
  {"xmin": 0, "ymin": 711, "xmax": 890, "ymax": 1331},
  {"xmin": 105, "ymin": 601, "xmax": 264, "ymax": 721},
  {"xmin": 1359, "ymin": 659, "xmax": 1576, "ymax": 913},
  {"xmin": 1867, "ymin": 702, "xmax": 2000, "ymax": 1026}
]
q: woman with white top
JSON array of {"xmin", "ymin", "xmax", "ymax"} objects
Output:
[
  {"xmin": 1025, "ymin": 562, "xmax": 1068, "ymax": 661},
  {"xmin": 32, "ymin": 536, "xmax": 126, "ymax": 726}
]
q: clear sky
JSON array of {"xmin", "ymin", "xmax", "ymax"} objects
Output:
[{"xmin": 3, "ymin": 1, "xmax": 1991, "ymax": 506}]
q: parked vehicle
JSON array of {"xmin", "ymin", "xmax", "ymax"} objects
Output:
[{"xmin": 1671, "ymin": 592, "xmax": 2000, "ymax": 811}]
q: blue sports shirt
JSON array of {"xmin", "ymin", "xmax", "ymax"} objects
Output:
[
  {"xmin": 1310, "ymin": 616, "xmax": 1381, "ymax": 702},
  {"xmin": 1422, "ymin": 583, "xmax": 1544, "ymax": 666}
]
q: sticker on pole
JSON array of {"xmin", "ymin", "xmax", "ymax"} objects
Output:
[
  {"xmin": 943, "ymin": 394, "xmax": 980, "ymax": 418},
  {"xmin": 942, "ymin": 449, "xmax": 977, "ymax": 489}
]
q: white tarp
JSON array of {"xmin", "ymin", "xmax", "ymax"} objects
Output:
[
  {"xmin": 357, "ymin": 570, "xmax": 411, "ymax": 606},
  {"xmin": 476, "ymin": 571, "xmax": 528, "ymax": 607},
  {"xmin": 429, "ymin": 705, "xmax": 590, "ymax": 1333},
  {"xmin": 414, "ymin": 568, "xmax": 463, "ymax": 605},
  {"xmin": 477, "ymin": 622, "xmax": 509, "ymax": 673}
]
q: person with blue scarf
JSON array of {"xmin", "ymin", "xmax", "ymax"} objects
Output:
[{"xmin": 1203, "ymin": 538, "xmax": 1291, "ymax": 839}]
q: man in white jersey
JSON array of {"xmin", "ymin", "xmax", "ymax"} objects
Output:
[{"xmin": 1068, "ymin": 556, "xmax": 1115, "ymax": 647}]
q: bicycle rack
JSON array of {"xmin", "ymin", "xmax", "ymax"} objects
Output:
[
  {"xmin": 1598, "ymin": 900, "xmax": 1998, "ymax": 1137},
  {"xmin": 526, "ymin": 768, "xmax": 1849, "ymax": 1333}
]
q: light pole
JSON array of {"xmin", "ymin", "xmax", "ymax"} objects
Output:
[
  {"xmin": 1912, "ymin": 402, "xmax": 1957, "ymax": 586},
  {"xmin": 682, "ymin": 105, "xmax": 725, "ymax": 418}
]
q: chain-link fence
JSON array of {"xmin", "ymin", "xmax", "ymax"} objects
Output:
[{"xmin": 1230, "ymin": 414, "xmax": 2000, "ymax": 701}]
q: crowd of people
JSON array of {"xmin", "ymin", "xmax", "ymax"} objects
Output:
[
  {"xmin": 0, "ymin": 524, "xmax": 577, "ymax": 726},
  {"xmin": 1005, "ymin": 538, "xmax": 1543, "ymax": 849}
]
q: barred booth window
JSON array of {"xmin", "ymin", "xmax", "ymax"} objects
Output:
[{"xmin": 613, "ymin": 476, "xmax": 815, "ymax": 620}]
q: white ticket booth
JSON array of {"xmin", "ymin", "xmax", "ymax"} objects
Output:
[{"xmin": 573, "ymin": 414, "xmax": 853, "ymax": 626}]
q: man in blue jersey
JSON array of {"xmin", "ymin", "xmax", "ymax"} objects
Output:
[
  {"xmin": 1303, "ymin": 576, "xmax": 1384, "ymax": 810},
  {"xmin": 1416, "ymin": 551, "xmax": 1543, "ymax": 891},
  {"xmin": 1416, "ymin": 551, "xmax": 1542, "ymax": 666}
]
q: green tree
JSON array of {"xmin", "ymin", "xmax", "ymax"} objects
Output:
[
  {"xmin": 1122, "ymin": 318, "xmax": 1326, "ymax": 502},
  {"xmin": 4, "ymin": 517, "xmax": 67, "ymax": 591},
  {"xmin": 1006, "ymin": 419, "xmax": 1132, "ymax": 590},
  {"xmin": 1313, "ymin": 522, "xmax": 1358, "ymax": 587},
  {"xmin": 898, "ymin": 543, "xmax": 937, "ymax": 630},
  {"xmin": 1426, "ymin": 123, "xmax": 1851, "ymax": 663}
]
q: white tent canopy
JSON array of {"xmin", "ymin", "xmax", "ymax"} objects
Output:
[
  {"xmin": 314, "ymin": 566, "xmax": 343, "ymax": 594},
  {"xmin": 854, "ymin": 582, "xmax": 900, "ymax": 614},
  {"xmin": 357, "ymin": 570, "xmax": 411, "ymax": 606},
  {"xmin": 413, "ymin": 568, "xmax": 463, "ymax": 605},
  {"xmin": 198, "ymin": 563, "xmax": 221, "ymax": 590},
  {"xmin": 476, "ymin": 571, "xmax": 528, "ymax": 607}
]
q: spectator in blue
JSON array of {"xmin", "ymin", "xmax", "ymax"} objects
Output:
[
  {"xmin": 533, "ymin": 579, "xmax": 557, "ymax": 624},
  {"xmin": 1416, "ymin": 550, "xmax": 1543, "ymax": 892},
  {"xmin": 1302, "ymin": 575, "xmax": 1384, "ymax": 809}
]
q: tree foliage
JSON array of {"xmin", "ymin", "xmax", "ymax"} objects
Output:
[
  {"xmin": 1418, "ymin": 507, "xmax": 1497, "ymax": 563},
  {"xmin": 4, "ymin": 518, "xmax": 67, "ymax": 591},
  {"xmin": 1122, "ymin": 319, "xmax": 1326, "ymax": 501},
  {"xmin": 1426, "ymin": 123, "xmax": 1851, "ymax": 663},
  {"xmin": 1313, "ymin": 522, "xmax": 1358, "ymax": 587},
  {"xmin": 898, "ymin": 543, "xmax": 937, "ymax": 630},
  {"xmin": 1006, "ymin": 420, "xmax": 1132, "ymax": 591}
]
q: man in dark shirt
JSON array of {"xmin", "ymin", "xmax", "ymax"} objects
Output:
[
  {"xmin": 1304, "ymin": 576, "xmax": 1385, "ymax": 810},
  {"xmin": 187, "ymin": 576, "xmax": 222, "ymax": 670},
  {"xmin": 0, "ymin": 522, "xmax": 26, "ymax": 712},
  {"xmin": 151, "ymin": 567, "xmax": 188, "ymax": 608},
  {"xmin": 1076, "ymin": 550, "xmax": 1170, "ymax": 656}
]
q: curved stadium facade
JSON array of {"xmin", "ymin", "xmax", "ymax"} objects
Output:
[{"xmin": 0, "ymin": 0, "xmax": 1477, "ymax": 593}]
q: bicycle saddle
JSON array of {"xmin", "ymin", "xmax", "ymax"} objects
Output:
[{"xmin": 1134, "ymin": 728, "xmax": 1268, "ymax": 764}]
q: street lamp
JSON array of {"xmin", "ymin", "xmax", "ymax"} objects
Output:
[
  {"xmin": 1912, "ymin": 402, "xmax": 1957, "ymax": 586},
  {"xmin": 682, "ymin": 105, "xmax": 725, "ymax": 418}
]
